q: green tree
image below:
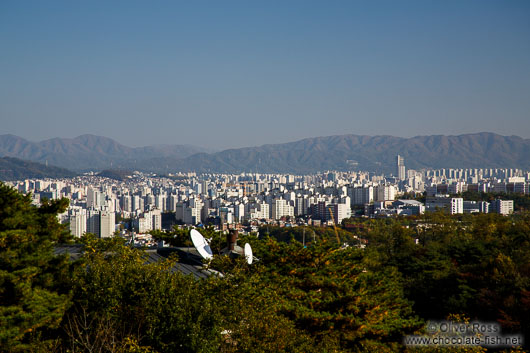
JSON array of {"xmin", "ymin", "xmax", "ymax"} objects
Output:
[
  {"xmin": 149, "ymin": 227, "xmax": 193, "ymax": 247},
  {"xmin": 0, "ymin": 183, "xmax": 72, "ymax": 351},
  {"xmin": 67, "ymin": 235, "xmax": 311, "ymax": 353},
  {"xmin": 65, "ymin": 235, "xmax": 221, "ymax": 353},
  {"xmin": 245, "ymin": 237, "xmax": 422, "ymax": 351},
  {"xmin": 363, "ymin": 211, "xmax": 530, "ymax": 349}
]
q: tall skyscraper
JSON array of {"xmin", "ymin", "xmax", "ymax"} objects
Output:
[{"xmin": 396, "ymin": 155, "xmax": 406, "ymax": 181}]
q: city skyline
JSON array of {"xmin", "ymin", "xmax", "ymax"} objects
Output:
[
  {"xmin": 7, "ymin": 165, "xmax": 524, "ymax": 236},
  {"xmin": 1, "ymin": 1, "xmax": 529, "ymax": 149}
]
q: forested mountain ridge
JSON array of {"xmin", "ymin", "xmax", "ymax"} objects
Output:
[
  {"xmin": 0, "ymin": 157, "xmax": 77, "ymax": 180},
  {"xmin": 1, "ymin": 132, "xmax": 529, "ymax": 173},
  {"xmin": 0, "ymin": 134, "xmax": 211, "ymax": 171},
  {"xmin": 155, "ymin": 132, "xmax": 530, "ymax": 173}
]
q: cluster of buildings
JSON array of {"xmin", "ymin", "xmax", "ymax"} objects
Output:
[
  {"xmin": 424, "ymin": 196, "xmax": 513, "ymax": 215},
  {"xmin": 5, "ymin": 156, "xmax": 528, "ymax": 238}
]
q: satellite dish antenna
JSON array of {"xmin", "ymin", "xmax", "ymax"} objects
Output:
[
  {"xmin": 244, "ymin": 243, "xmax": 253, "ymax": 265},
  {"xmin": 191, "ymin": 229, "xmax": 213, "ymax": 260}
]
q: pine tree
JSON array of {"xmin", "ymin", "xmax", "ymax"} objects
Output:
[{"xmin": 0, "ymin": 182, "xmax": 72, "ymax": 351}]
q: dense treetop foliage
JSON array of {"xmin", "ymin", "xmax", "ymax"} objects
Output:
[{"xmin": 0, "ymin": 183, "xmax": 72, "ymax": 351}]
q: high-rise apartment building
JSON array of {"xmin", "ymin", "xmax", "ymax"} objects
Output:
[
  {"xmin": 348, "ymin": 186, "xmax": 374, "ymax": 206},
  {"xmin": 396, "ymin": 155, "xmax": 406, "ymax": 181},
  {"xmin": 87, "ymin": 209, "xmax": 100, "ymax": 236},
  {"xmin": 271, "ymin": 199, "xmax": 294, "ymax": 220},
  {"xmin": 329, "ymin": 203, "xmax": 351, "ymax": 224},
  {"xmin": 87, "ymin": 188, "xmax": 102, "ymax": 209},
  {"xmin": 374, "ymin": 185, "xmax": 396, "ymax": 202},
  {"xmin": 248, "ymin": 202, "xmax": 269, "ymax": 220},
  {"xmin": 100, "ymin": 211, "xmax": 115, "ymax": 238},
  {"xmin": 87, "ymin": 210, "xmax": 115, "ymax": 238},
  {"xmin": 68, "ymin": 208, "xmax": 87, "ymax": 237}
]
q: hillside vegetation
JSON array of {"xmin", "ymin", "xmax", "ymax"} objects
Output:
[{"xmin": 0, "ymin": 157, "xmax": 77, "ymax": 180}]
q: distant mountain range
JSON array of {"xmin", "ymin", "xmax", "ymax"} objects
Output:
[
  {"xmin": 160, "ymin": 133, "xmax": 530, "ymax": 174},
  {"xmin": 0, "ymin": 157, "xmax": 77, "ymax": 181},
  {"xmin": 1, "ymin": 133, "xmax": 529, "ymax": 175},
  {"xmin": 0, "ymin": 134, "xmax": 212, "ymax": 172}
]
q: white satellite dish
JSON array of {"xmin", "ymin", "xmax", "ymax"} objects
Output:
[
  {"xmin": 191, "ymin": 229, "xmax": 213, "ymax": 260},
  {"xmin": 244, "ymin": 243, "xmax": 253, "ymax": 265}
]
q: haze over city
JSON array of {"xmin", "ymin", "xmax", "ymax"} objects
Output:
[{"xmin": 1, "ymin": 0, "xmax": 529, "ymax": 149}]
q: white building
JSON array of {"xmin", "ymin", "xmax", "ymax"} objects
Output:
[
  {"xmin": 426, "ymin": 196, "xmax": 463, "ymax": 215},
  {"xmin": 374, "ymin": 185, "xmax": 396, "ymax": 202},
  {"xmin": 463, "ymin": 201, "xmax": 489, "ymax": 214},
  {"xmin": 100, "ymin": 211, "xmax": 115, "ymax": 238},
  {"xmin": 183, "ymin": 206, "xmax": 202, "ymax": 225},
  {"xmin": 490, "ymin": 200, "xmax": 514, "ymax": 215},
  {"xmin": 87, "ymin": 209, "xmax": 116, "ymax": 238},
  {"xmin": 248, "ymin": 202, "xmax": 269, "ymax": 220},
  {"xmin": 349, "ymin": 186, "xmax": 374, "ymax": 206},
  {"xmin": 234, "ymin": 203, "xmax": 245, "ymax": 223},
  {"xmin": 330, "ymin": 203, "xmax": 352, "ymax": 224},
  {"xmin": 271, "ymin": 199, "xmax": 294, "ymax": 220},
  {"xmin": 396, "ymin": 155, "xmax": 406, "ymax": 181},
  {"xmin": 87, "ymin": 188, "xmax": 102, "ymax": 209},
  {"xmin": 136, "ymin": 209, "xmax": 162, "ymax": 232},
  {"xmin": 68, "ymin": 208, "xmax": 87, "ymax": 237},
  {"xmin": 87, "ymin": 209, "xmax": 100, "ymax": 236}
]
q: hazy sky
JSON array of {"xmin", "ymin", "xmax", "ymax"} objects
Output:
[{"xmin": 1, "ymin": 0, "xmax": 529, "ymax": 149}]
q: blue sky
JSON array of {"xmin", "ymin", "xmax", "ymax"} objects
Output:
[{"xmin": 1, "ymin": 0, "xmax": 529, "ymax": 149}]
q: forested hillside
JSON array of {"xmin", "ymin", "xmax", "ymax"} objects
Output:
[
  {"xmin": 0, "ymin": 157, "xmax": 77, "ymax": 180},
  {"xmin": 2, "ymin": 132, "xmax": 530, "ymax": 173}
]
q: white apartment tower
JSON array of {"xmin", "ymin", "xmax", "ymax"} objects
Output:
[
  {"xmin": 349, "ymin": 186, "xmax": 374, "ymax": 206},
  {"xmin": 271, "ymin": 199, "xmax": 294, "ymax": 220},
  {"xmin": 374, "ymin": 185, "xmax": 396, "ymax": 202},
  {"xmin": 87, "ymin": 210, "xmax": 100, "ymax": 236},
  {"xmin": 396, "ymin": 155, "xmax": 406, "ymax": 181},
  {"xmin": 69, "ymin": 209, "xmax": 87, "ymax": 238},
  {"xmin": 100, "ymin": 211, "xmax": 115, "ymax": 238},
  {"xmin": 330, "ymin": 203, "xmax": 352, "ymax": 225},
  {"xmin": 87, "ymin": 210, "xmax": 115, "ymax": 238}
]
